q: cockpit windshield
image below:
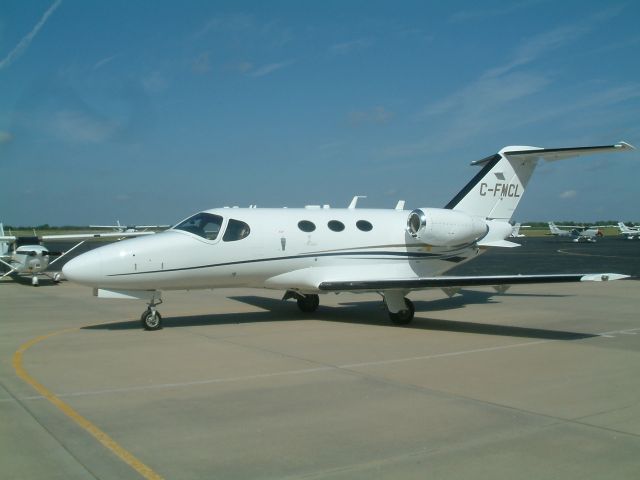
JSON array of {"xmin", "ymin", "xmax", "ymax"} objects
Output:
[{"xmin": 174, "ymin": 212, "xmax": 223, "ymax": 240}]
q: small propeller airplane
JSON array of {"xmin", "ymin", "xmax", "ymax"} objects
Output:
[
  {"xmin": 547, "ymin": 222, "xmax": 603, "ymax": 242},
  {"xmin": 509, "ymin": 222, "xmax": 529, "ymax": 238},
  {"xmin": 616, "ymin": 221, "xmax": 640, "ymax": 240},
  {"xmin": 63, "ymin": 141, "xmax": 635, "ymax": 330},
  {"xmin": 0, "ymin": 224, "xmax": 155, "ymax": 286}
]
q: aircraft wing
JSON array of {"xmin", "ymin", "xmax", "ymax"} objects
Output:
[{"xmin": 318, "ymin": 273, "xmax": 629, "ymax": 292}]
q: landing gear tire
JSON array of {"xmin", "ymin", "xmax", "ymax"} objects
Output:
[
  {"xmin": 296, "ymin": 294, "xmax": 319, "ymax": 313},
  {"xmin": 141, "ymin": 309, "xmax": 162, "ymax": 331},
  {"xmin": 53, "ymin": 272, "xmax": 62, "ymax": 283},
  {"xmin": 388, "ymin": 298, "xmax": 415, "ymax": 325}
]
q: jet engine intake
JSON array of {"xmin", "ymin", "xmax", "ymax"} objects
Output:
[{"xmin": 407, "ymin": 208, "xmax": 488, "ymax": 247}]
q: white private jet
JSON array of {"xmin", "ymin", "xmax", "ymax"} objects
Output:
[
  {"xmin": 0, "ymin": 223, "xmax": 155, "ymax": 286},
  {"xmin": 63, "ymin": 142, "xmax": 635, "ymax": 330},
  {"xmin": 616, "ymin": 222, "xmax": 640, "ymax": 240},
  {"xmin": 547, "ymin": 222, "xmax": 603, "ymax": 242}
]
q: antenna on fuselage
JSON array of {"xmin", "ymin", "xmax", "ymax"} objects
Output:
[{"xmin": 348, "ymin": 196, "xmax": 367, "ymax": 209}]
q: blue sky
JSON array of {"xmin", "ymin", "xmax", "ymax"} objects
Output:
[{"xmin": 1, "ymin": 0, "xmax": 638, "ymax": 225}]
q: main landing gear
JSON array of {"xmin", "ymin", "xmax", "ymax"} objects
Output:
[
  {"xmin": 283, "ymin": 290, "xmax": 415, "ymax": 325},
  {"xmin": 283, "ymin": 291, "xmax": 320, "ymax": 313},
  {"xmin": 387, "ymin": 298, "xmax": 415, "ymax": 325},
  {"xmin": 141, "ymin": 297, "xmax": 163, "ymax": 330},
  {"xmin": 383, "ymin": 292, "xmax": 415, "ymax": 325}
]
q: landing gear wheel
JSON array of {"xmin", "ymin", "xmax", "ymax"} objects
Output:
[
  {"xmin": 296, "ymin": 294, "xmax": 319, "ymax": 313},
  {"xmin": 141, "ymin": 309, "xmax": 162, "ymax": 331},
  {"xmin": 53, "ymin": 272, "xmax": 62, "ymax": 283},
  {"xmin": 389, "ymin": 298, "xmax": 415, "ymax": 325}
]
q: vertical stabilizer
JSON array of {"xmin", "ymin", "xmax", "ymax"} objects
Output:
[
  {"xmin": 0, "ymin": 223, "xmax": 8, "ymax": 256},
  {"xmin": 444, "ymin": 147, "xmax": 539, "ymax": 220},
  {"xmin": 445, "ymin": 142, "xmax": 634, "ymax": 221}
]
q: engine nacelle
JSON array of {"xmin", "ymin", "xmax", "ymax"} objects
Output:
[{"xmin": 406, "ymin": 208, "xmax": 488, "ymax": 247}]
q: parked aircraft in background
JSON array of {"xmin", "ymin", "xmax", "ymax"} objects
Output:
[
  {"xmin": 509, "ymin": 223, "xmax": 529, "ymax": 238},
  {"xmin": 616, "ymin": 222, "xmax": 640, "ymax": 240},
  {"xmin": 547, "ymin": 222, "xmax": 603, "ymax": 242},
  {"xmin": 90, "ymin": 220, "xmax": 170, "ymax": 233},
  {"xmin": 0, "ymin": 223, "xmax": 154, "ymax": 286},
  {"xmin": 63, "ymin": 142, "xmax": 634, "ymax": 330}
]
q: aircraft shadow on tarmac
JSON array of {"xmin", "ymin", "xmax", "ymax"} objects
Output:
[{"xmin": 83, "ymin": 290, "xmax": 594, "ymax": 341}]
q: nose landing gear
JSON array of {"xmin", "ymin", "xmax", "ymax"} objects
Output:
[{"xmin": 141, "ymin": 297, "xmax": 163, "ymax": 330}]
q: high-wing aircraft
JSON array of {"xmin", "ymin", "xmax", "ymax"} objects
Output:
[
  {"xmin": 547, "ymin": 222, "xmax": 603, "ymax": 242},
  {"xmin": 616, "ymin": 221, "xmax": 640, "ymax": 240},
  {"xmin": 0, "ymin": 223, "xmax": 155, "ymax": 286},
  {"xmin": 509, "ymin": 222, "xmax": 529, "ymax": 238},
  {"xmin": 63, "ymin": 142, "xmax": 634, "ymax": 330}
]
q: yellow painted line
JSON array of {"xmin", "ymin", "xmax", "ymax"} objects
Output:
[{"xmin": 12, "ymin": 328, "xmax": 164, "ymax": 480}]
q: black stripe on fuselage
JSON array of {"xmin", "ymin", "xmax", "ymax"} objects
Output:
[
  {"xmin": 444, "ymin": 154, "xmax": 501, "ymax": 210},
  {"xmin": 106, "ymin": 250, "xmax": 463, "ymax": 277}
]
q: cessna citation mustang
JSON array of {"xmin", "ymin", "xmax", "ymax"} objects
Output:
[{"xmin": 63, "ymin": 142, "xmax": 634, "ymax": 330}]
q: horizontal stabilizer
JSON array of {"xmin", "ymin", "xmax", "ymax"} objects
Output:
[
  {"xmin": 501, "ymin": 141, "xmax": 635, "ymax": 163},
  {"xmin": 319, "ymin": 273, "xmax": 630, "ymax": 291}
]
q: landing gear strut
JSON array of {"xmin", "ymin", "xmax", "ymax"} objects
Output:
[
  {"xmin": 388, "ymin": 298, "xmax": 415, "ymax": 325},
  {"xmin": 141, "ymin": 297, "xmax": 163, "ymax": 330},
  {"xmin": 383, "ymin": 292, "xmax": 415, "ymax": 325},
  {"xmin": 283, "ymin": 291, "xmax": 320, "ymax": 313}
]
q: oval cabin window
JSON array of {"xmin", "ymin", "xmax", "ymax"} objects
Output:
[
  {"xmin": 356, "ymin": 220, "xmax": 373, "ymax": 232},
  {"xmin": 328, "ymin": 220, "xmax": 345, "ymax": 232},
  {"xmin": 298, "ymin": 220, "xmax": 316, "ymax": 232}
]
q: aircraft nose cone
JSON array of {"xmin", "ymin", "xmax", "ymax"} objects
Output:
[{"xmin": 63, "ymin": 249, "xmax": 104, "ymax": 286}]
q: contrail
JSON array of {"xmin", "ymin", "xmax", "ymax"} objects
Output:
[{"xmin": 0, "ymin": 0, "xmax": 62, "ymax": 70}]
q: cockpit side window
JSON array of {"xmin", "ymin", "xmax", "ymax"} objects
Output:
[
  {"xmin": 223, "ymin": 219, "xmax": 251, "ymax": 242},
  {"xmin": 174, "ymin": 212, "xmax": 223, "ymax": 240}
]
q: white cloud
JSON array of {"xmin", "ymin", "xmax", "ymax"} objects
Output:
[
  {"xmin": 191, "ymin": 52, "xmax": 212, "ymax": 74},
  {"xmin": 93, "ymin": 54, "xmax": 119, "ymax": 71},
  {"xmin": 0, "ymin": 0, "xmax": 62, "ymax": 70},
  {"xmin": 349, "ymin": 106, "xmax": 394, "ymax": 126},
  {"xmin": 449, "ymin": 0, "xmax": 543, "ymax": 23},
  {"xmin": 248, "ymin": 60, "xmax": 294, "ymax": 77},
  {"xmin": 142, "ymin": 71, "xmax": 169, "ymax": 93},
  {"xmin": 193, "ymin": 13, "xmax": 254, "ymax": 39},
  {"xmin": 51, "ymin": 110, "xmax": 117, "ymax": 144},
  {"xmin": 559, "ymin": 190, "xmax": 577, "ymax": 199},
  {"xmin": 329, "ymin": 38, "xmax": 373, "ymax": 55},
  {"xmin": 0, "ymin": 131, "xmax": 13, "ymax": 144}
]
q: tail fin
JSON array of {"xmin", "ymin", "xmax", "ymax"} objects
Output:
[
  {"xmin": 548, "ymin": 222, "xmax": 563, "ymax": 235},
  {"xmin": 445, "ymin": 142, "xmax": 634, "ymax": 220},
  {"xmin": 0, "ymin": 223, "xmax": 8, "ymax": 256},
  {"xmin": 618, "ymin": 222, "xmax": 629, "ymax": 233}
]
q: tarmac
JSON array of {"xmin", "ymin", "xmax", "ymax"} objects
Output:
[{"xmin": 1, "ymin": 236, "xmax": 639, "ymax": 479}]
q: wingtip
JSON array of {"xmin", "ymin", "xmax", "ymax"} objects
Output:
[
  {"xmin": 580, "ymin": 273, "xmax": 630, "ymax": 282},
  {"xmin": 617, "ymin": 141, "xmax": 636, "ymax": 150}
]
